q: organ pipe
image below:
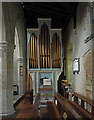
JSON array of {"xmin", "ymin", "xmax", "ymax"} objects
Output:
[
  {"xmin": 29, "ymin": 26, "xmax": 61, "ymax": 69},
  {"xmin": 52, "ymin": 33, "xmax": 61, "ymax": 68},
  {"xmin": 40, "ymin": 23, "xmax": 50, "ymax": 68},
  {"xmin": 29, "ymin": 33, "xmax": 38, "ymax": 69}
]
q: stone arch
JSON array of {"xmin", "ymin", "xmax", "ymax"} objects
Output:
[
  {"xmin": 13, "ymin": 13, "xmax": 26, "ymax": 96},
  {"xmin": 14, "ymin": 13, "xmax": 26, "ymax": 58},
  {"xmin": 2, "ymin": 3, "xmax": 25, "ymax": 44}
]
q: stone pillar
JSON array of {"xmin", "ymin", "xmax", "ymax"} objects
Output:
[
  {"xmin": 0, "ymin": 42, "xmax": 15, "ymax": 116},
  {"xmin": 17, "ymin": 57, "xmax": 26, "ymax": 96}
]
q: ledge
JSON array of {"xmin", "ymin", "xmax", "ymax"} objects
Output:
[
  {"xmin": 29, "ymin": 68, "xmax": 61, "ymax": 72},
  {"xmin": 13, "ymin": 95, "xmax": 23, "ymax": 108}
]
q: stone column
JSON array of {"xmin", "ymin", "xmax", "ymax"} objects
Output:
[
  {"xmin": 0, "ymin": 42, "xmax": 15, "ymax": 116},
  {"xmin": 17, "ymin": 57, "xmax": 26, "ymax": 96}
]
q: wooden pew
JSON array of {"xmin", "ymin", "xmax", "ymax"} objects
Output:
[
  {"xmin": 47, "ymin": 101, "xmax": 61, "ymax": 119},
  {"xmin": 55, "ymin": 92, "xmax": 90, "ymax": 119},
  {"xmin": 24, "ymin": 90, "xmax": 33, "ymax": 104},
  {"xmin": 31, "ymin": 93, "xmax": 40, "ymax": 118},
  {"xmin": 39, "ymin": 87, "xmax": 53, "ymax": 91},
  {"xmin": 69, "ymin": 92, "xmax": 94, "ymax": 119}
]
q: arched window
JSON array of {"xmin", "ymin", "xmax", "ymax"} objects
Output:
[
  {"xmin": 39, "ymin": 23, "xmax": 50, "ymax": 68},
  {"xmin": 29, "ymin": 33, "xmax": 38, "ymax": 69},
  {"xmin": 51, "ymin": 33, "xmax": 61, "ymax": 68}
]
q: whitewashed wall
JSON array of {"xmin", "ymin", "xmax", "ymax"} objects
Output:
[{"xmin": 63, "ymin": 3, "xmax": 93, "ymax": 99}]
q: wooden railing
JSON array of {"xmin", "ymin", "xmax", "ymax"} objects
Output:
[{"xmin": 55, "ymin": 92, "xmax": 94, "ymax": 119}]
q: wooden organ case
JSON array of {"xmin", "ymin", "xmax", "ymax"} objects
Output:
[{"xmin": 27, "ymin": 18, "xmax": 63, "ymax": 95}]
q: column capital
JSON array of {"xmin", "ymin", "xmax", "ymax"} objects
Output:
[{"xmin": 0, "ymin": 42, "xmax": 15, "ymax": 53}]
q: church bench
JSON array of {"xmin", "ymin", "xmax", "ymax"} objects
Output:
[
  {"xmin": 39, "ymin": 87, "xmax": 53, "ymax": 98},
  {"xmin": 39, "ymin": 87, "xmax": 53, "ymax": 91},
  {"xmin": 69, "ymin": 101, "xmax": 93, "ymax": 119},
  {"xmin": 24, "ymin": 90, "xmax": 33, "ymax": 104},
  {"xmin": 47, "ymin": 101, "xmax": 61, "ymax": 119},
  {"xmin": 69, "ymin": 92, "xmax": 94, "ymax": 119},
  {"xmin": 31, "ymin": 93, "xmax": 40, "ymax": 118},
  {"xmin": 55, "ymin": 92, "xmax": 90, "ymax": 119}
]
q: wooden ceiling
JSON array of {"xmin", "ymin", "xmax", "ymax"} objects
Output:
[{"xmin": 22, "ymin": 2, "xmax": 78, "ymax": 31}]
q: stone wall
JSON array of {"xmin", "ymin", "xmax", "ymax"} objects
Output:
[{"xmin": 63, "ymin": 3, "xmax": 93, "ymax": 99}]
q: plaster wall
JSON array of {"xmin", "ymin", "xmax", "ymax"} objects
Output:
[
  {"xmin": 0, "ymin": 2, "xmax": 2, "ymax": 42},
  {"xmin": 63, "ymin": 3, "xmax": 93, "ymax": 98}
]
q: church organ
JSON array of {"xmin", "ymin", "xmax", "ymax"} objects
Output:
[
  {"xmin": 27, "ymin": 18, "xmax": 63, "ymax": 95},
  {"xmin": 28, "ymin": 19, "xmax": 62, "ymax": 69}
]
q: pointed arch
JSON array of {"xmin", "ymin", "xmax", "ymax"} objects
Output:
[
  {"xmin": 39, "ymin": 23, "xmax": 50, "ymax": 68},
  {"xmin": 29, "ymin": 33, "xmax": 38, "ymax": 69},
  {"xmin": 51, "ymin": 33, "xmax": 61, "ymax": 68}
]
